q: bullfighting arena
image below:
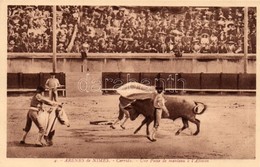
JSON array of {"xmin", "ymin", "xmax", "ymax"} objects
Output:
[
  {"xmin": 7, "ymin": 94, "xmax": 255, "ymax": 159},
  {"xmin": 4, "ymin": 4, "xmax": 258, "ymax": 165}
]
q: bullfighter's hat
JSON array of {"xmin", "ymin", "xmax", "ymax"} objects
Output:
[
  {"xmin": 155, "ymin": 86, "xmax": 164, "ymax": 93},
  {"xmin": 36, "ymin": 85, "xmax": 45, "ymax": 92}
]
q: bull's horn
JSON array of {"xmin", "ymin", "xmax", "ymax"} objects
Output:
[{"xmin": 193, "ymin": 105, "xmax": 199, "ymax": 114}]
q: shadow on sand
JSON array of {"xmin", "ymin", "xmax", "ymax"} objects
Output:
[{"xmin": 8, "ymin": 141, "xmax": 40, "ymax": 148}]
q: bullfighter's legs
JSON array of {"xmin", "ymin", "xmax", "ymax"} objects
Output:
[
  {"xmin": 20, "ymin": 113, "xmax": 32, "ymax": 144},
  {"xmin": 35, "ymin": 133, "xmax": 45, "ymax": 147},
  {"xmin": 49, "ymin": 90, "xmax": 53, "ymax": 101},
  {"xmin": 20, "ymin": 131, "xmax": 28, "ymax": 144},
  {"xmin": 151, "ymin": 127, "xmax": 157, "ymax": 141},
  {"xmin": 154, "ymin": 109, "xmax": 162, "ymax": 129},
  {"xmin": 53, "ymin": 90, "xmax": 58, "ymax": 102},
  {"xmin": 175, "ymin": 118, "xmax": 189, "ymax": 135},
  {"xmin": 34, "ymin": 116, "xmax": 46, "ymax": 147},
  {"xmin": 189, "ymin": 118, "xmax": 200, "ymax": 135}
]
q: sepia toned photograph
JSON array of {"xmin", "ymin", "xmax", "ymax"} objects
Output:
[{"xmin": 1, "ymin": 0, "xmax": 259, "ymax": 166}]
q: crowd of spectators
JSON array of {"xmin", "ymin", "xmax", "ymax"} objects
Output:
[
  {"xmin": 8, "ymin": 6, "xmax": 53, "ymax": 52},
  {"xmin": 8, "ymin": 6, "xmax": 256, "ymax": 54}
]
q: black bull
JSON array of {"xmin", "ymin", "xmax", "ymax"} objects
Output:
[{"xmin": 118, "ymin": 94, "xmax": 207, "ymax": 141}]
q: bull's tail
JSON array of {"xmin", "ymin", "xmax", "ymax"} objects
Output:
[{"xmin": 193, "ymin": 101, "xmax": 207, "ymax": 115}]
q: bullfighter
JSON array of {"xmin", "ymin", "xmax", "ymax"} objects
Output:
[{"xmin": 20, "ymin": 86, "xmax": 62, "ymax": 147}]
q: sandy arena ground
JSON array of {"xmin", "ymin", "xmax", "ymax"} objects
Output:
[{"xmin": 7, "ymin": 94, "xmax": 255, "ymax": 159}]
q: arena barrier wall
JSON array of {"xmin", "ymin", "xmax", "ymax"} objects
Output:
[
  {"xmin": 7, "ymin": 72, "xmax": 66, "ymax": 96},
  {"xmin": 102, "ymin": 72, "xmax": 256, "ymax": 93},
  {"xmin": 7, "ymin": 72, "xmax": 256, "ymax": 96},
  {"xmin": 7, "ymin": 54, "xmax": 256, "ymax": 96},
  {"xmin": 65, "ymin": 72, "xmax": 102, "ymax": 97}
]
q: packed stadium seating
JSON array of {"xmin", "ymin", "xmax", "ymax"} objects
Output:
[
  {"xmin": 8, "ymin": 6, "xmax": 53, "ymax": 52},
  {"xmin": 6, "ymin": 6, "xmax": 257, "ymax": 96},
  {"xmin": 8, "ymin": 6, "xmax": 256, "ymax": 54}
]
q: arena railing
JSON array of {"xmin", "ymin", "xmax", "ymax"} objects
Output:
[{"xmin": 7, "ymin": 52, "xmax": 256, "ymax": 60}]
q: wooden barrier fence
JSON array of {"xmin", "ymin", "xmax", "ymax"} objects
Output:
[
  {"xmin": 102, "ymin": 72, "xmax": 256, "ymax": 93},
  {"xmin": 7, "ymin": 72, "xmax": 66, "ymax": 96},
  {"xmin": 7, "ymin": 72, "xmax": 256, "ymax": 96}
]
